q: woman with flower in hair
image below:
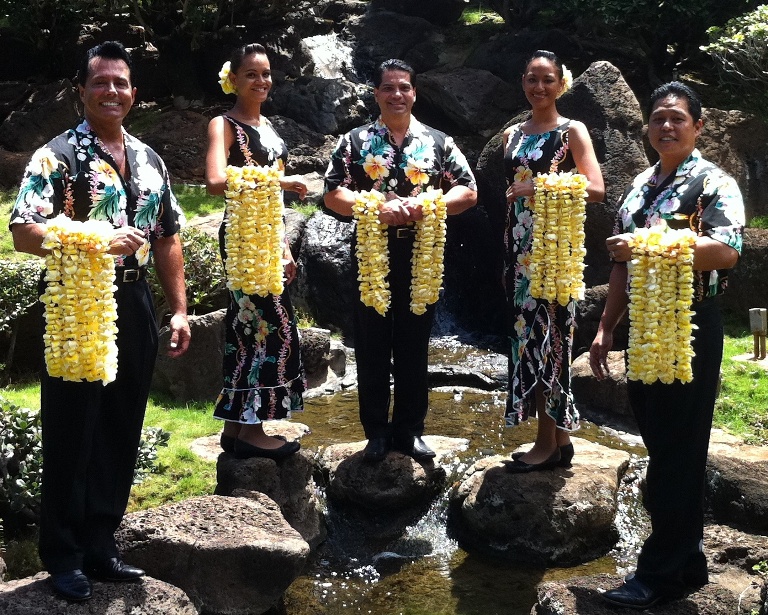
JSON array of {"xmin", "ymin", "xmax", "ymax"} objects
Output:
[
  {"xmin": 206, "ymin": 43, "xmax": 307, "ymax": 459},
  {"xmin": 502, "ymin": 50, "xmax": 604, "ymax": 472}
]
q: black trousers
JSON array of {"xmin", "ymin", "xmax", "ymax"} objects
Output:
[
  {"xmin": 629, "ymin": 298, "xmax": 722, "ymax": 591},
  {"xmin": 38, "ymin": 279, "xmax": 158, "ymax": 574},
  {"xmin": 353, "ymin": 228, "xmax": 436, "ymax": 442}
]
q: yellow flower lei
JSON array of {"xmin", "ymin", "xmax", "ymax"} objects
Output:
[
  {"xmin": 410, "ymin": 188, "xmax": 447, "ymax": 315},
  {"xmin": 218, "ymin": 61, "xmax": 237, "ymax": 95},
  {"xmin": 353, "ymin": 190, "xmax": 390, "ymax": 316},
  {"xmin": 529, "ymin": 171, "xmax": 588, "ymax": 306},
  {"xmin": 40, "ymin": 214, "xmax": 118, "ymax": 384},
  {"xmin": 626, "ymin": 222, "xmax": 697, "ymax": 384},
  {"xmin": 224, "ymin": 163, "xmax": 285, "ymax": 297},
  {"xmin": 353, "ymin": 189, "xmax": 448, "ymax": 316}
]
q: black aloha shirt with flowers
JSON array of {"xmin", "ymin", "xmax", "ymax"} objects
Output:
[{"xmin": 10, "ymin": 119, "xmax": 184, "ymax": 268}]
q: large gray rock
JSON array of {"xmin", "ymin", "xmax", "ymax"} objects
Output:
[
  {"xmin": 0, "ymin": 80, "xmax": 80, "ymax": 152},
  {"xmin": 153, "ymin": 310, "xmax": 226, "ymax": 402},
  {"xmin": 267, "ymin": 115, "xmax": 338, "ymax": 177},
  {"xmin": 450, "ymin": 437, "xmax": 630, "ymax": 565},
  {"xmin": 268, "ymin": 76, "xmax": 367, "ymax": 135},
  {"xmin": 317, "ymin": 437, "xmax": 464, "ymax": 542},
  {"xmin": 573, "ymin": 283, "xmax": 630, "ymax": 357},
  {"xmin": 116, "ymin": 494, "xmax": 310, "ymax": 615},
  {"xmin": 706, "ymin": 433, "xmax": 768, "ymax": 532},
  {"xmin": 696, "ymin": 108, "xmax": 768, "ymax": 222},
  {"xmin": 571, "ymin": 350, "xmax": 633, "ymax": 426},
  {"xmin": 416, "ymin": 67, "xmax": 519, "ymax": 137},
  {"xmin": 0, "ymin": 573, "xmax": 198, "ymax": 614},
  {"xmin": 723, "ymin": 228, "xmax": 768, "ymax": 317},
  {"xmin": 533, "ymin": 572, "xmax": 745, "ymax": 614},
  {"xmin": 369, "ymin": 0, "xmax": 467, "ymax": 26},
  {"xmin": 215, "ymin": 449, "xmax": 325, "ymax": 549}
]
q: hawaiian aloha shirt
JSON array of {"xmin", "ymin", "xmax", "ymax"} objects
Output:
[
  {"xmin": 323, "ymin": 117, "xmax": 477, "ymax": 206},
  {"xmin": 615, "ymin": 148, "xmax": 745, "ymax": 301},
  {"xmin": 10, "ymin": 119, "xmax": 185, "ymax": 268}
]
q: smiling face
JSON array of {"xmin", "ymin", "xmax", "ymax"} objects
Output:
[
  {"xmin": 522, "ymin": 57, "xmax": 562, "ymax": 109},
  {"xmin": 374, "ymin": 69, "xmax": 416, "ymax": 122},
  {"xmin": 230, "ymin": 53, "xmax": 272, "ymax": 103},
  {"xmin": 648, "ymin": 95, "xmax": 703, "ymax": 168},
  {"xmin": 79, "ymin": 56, "xmax": 135, "ymax": 127}
]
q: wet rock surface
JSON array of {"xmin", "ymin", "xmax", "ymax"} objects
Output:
[
  {"xmin": 116, "ymin": 494, "xmax": 309, "ymax": 615},
  {"xmin": 0, "ymin": 573, "xmax": 199, "ymax": 614},
  {"xmin": 450, "ymin": 437, "xmax": 630, "ymax": 566}
]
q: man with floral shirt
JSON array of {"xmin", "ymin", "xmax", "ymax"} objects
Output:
[
  {"xmin": 9, "ymin": 41, "xmax": 190, "ymax": 602},
  {"xmin": 323, "ymin": 59, "xmax": 477, "ymax": 463}
]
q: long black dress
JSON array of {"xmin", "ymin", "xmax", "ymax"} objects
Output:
[{"xmin": 213, "ymin": 116, "xmax": 305, "ymax": 424}]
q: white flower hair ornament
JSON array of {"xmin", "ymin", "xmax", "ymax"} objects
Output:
[
  {"xmin": 557, "ymin": 64, "xmax": 573, "ymax": 98},
  {"xmin": 219, "ymin": 61, "xmax": 237, "ymax": 95}
]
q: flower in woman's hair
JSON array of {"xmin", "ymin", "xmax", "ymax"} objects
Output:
[
  {"xmin": 558, "ymin": 65, "xmax": 573, "ymax": 98},
  {"xmin": 218, "ymin": 61, "xmax": 237, "ymax": 95}
]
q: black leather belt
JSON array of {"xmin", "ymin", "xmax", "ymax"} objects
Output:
[
  {"xmin": 115, "ymin": 267, "xmax": 147, "ymax": 282},
  {"xmin": 390, "ymin": 226, "xmax": 417, "ymax": 239}
]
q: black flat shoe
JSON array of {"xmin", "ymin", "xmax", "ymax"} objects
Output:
[
  {"xmin": 512, "ymin": 443, "xmax": 574, "ymax": 467},
  {"xmin": 601, "ymin": 577, "xmax": 669, "ymax": 609},
  {"xmin": 86, "ymin": 557, "xmax": 145, "ymax": 582},
  {"xmin": 363, "ymin": 437, "xmax": 390, "ymax": 462},
  {"xmin": 394, "ymin": 436, "xmax": 436, "ymax": 460},
  {"xmin": 557, "ymin": 443, "xmax": 574, "ymax": 468},
  {"xmin": 50, "ymin": 569, "xmax": 92, "ymax": 601},
  {"xmin": 505, "ymin": 449, "xmax": 561, "ymax": 473},
  {"xmin": 234, "ymin": 438, "xmax": 300, "ymax": 460},
  {"xmin": 220, "ymin": 433, "xmax": 236, "ymax": 453}
]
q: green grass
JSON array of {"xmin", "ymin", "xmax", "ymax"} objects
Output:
[
  {"xmin": 0, "ymin": 188, "xmax": 21, "ymax": 259},
  {"xmin": 749, "ymin": 215, "xmax": 768, "ymax": 229},
  {"xmin": 173, "ymin": 183, "xmax": 224, "ymax": 219},
  {"xmin": 289, "ymin": 201, "xmax": 319, "ymax": 218}
]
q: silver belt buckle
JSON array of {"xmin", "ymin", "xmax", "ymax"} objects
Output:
[
  {"xmin": 396, "ymin": 227, "xmax": 412, "ymax": 239},
  {"xmin": 121, "ymin": 268, "xmax": 140, "ymax": 282}
]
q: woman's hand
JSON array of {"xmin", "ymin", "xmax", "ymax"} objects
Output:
[
  {"xmin": 283, "ymin": 243, "xmax": 297, "ymax": 285},
  {"xmin": 505, "ymin": 180, "xmax": 534, "ymax": 203},
  {"xmin": 280, "ymin": 175, "xmax": 308, "ymax": 200},
  {"xmin": 589, "ymin": 329, "xmax": 613, "ymax": 381},
  {"xmin": 108, "ymin": 227, "xmax": 146, "ymax": 256},
  {"xmin": 606, "ymin": 233, "xmax": 633, "ymax": 262}
]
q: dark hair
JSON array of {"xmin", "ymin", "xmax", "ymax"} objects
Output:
[
  {"xmin": 373, "ymin": 59, "xmax": 416, "ymax": 88},
  {"xmin": 77, "ymin": 41, "xmax": 132, "ymax": 86},
  {"xmin": 230, "ymin": 43, "xmax": 268, "ymax": 74},
  {"xmin": 524, "ymin": 50, "xmax": 563, "ymax": 79},
  {"xmin": 648, "ymin": 81, "xmax": 702, "ymax": 122}
]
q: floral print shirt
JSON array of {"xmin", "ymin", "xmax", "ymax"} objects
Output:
[
  {"xmin": 323, "ymin": 117, "xmax": 477, "ymax": 205},
  {"xmin": 615, "ymin": 148, "xmax": 745, "ymax": 300},
  {"xmin": 10, "ymin": 119, "xmax": 184, "ymax": 268}
]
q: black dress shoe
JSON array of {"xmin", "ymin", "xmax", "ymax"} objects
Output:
[
  {"xmin": 50, "ymin": 569, "xmax": 92, "ymax": 601},
  {"xmin": 505, "ymin": 449, "xmax": 561, "ymax": 473},
  {"xmin": 601, "ymin": 577, "xmax": 668, "ymax": 609},
  {"xmin": 234, "ymin": 438, "xmax": 300, "ymax": 460},
  {"xmin": 87, "ymin": 557, "xmax": 145, "ymax": 582},
  {"xmin": 363, "ymin": 437, "xmax": 390, "ymax": 462},
  {"xmin": 395, "ymin": 436, "xmax": 436, "ymax": 460}
]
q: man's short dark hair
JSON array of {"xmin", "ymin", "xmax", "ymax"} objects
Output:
[
  {"xmin": 373, "ymin": 59, "xmax": 416, "ymax": 88},
  {"xmin": 648, "ymin": 81, "xmax": 702, "ymax": 122},
  {"xmin": 77, "ymin": 41, "xmax": 132, "ymax": 86}
]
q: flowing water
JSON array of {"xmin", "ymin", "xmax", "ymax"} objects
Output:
[{"xmin": 272, "ymin": 340, "xmax": 650, "ymax": 615}]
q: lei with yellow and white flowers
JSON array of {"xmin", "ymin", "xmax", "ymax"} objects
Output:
[
  {"xmin": 224, "ymin": 163, "xmax": 285, "ymax": 297},
  {"xmin": 219, "ymin": 61, "xmax": 237, "ymax": 95},
  {"xmin": 40, "ymin": 214, "xmax": 119, "ymax": 384},
  {"xmin": 626, "ymin": 222, "xmax": 697, "ymax": 384},
  {"xmin": 529, "ymin": 171, "xmax": 588, "ymax": 305},
  {"xmin": 353, "ymin": 190, "xmax": 390, "ymax": 316},
  {"xmin": 353, "ymin": 188, "xmax": 447, "ymax": 316},
  {"xmin": 410, "ymin": 188, "xmax": 447, "ymax": 314}
]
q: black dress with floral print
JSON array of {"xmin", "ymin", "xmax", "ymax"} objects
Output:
[
  {"xmin": 502, "ymin": 121, "xmax": 578, "ymax": 431},
  {"xmin": 213, "ymin": 116, "xmax": 305, "ymax": 424}
]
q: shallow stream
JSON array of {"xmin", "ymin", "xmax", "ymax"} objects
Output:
[{"xmin": 272, "ymin": 340, "xmax": 649, "ymax": 615}]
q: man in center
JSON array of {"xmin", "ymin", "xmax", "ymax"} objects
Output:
[{"xmin": 323, "ymin": 59, "xmax": 477, "ymax": 462}]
